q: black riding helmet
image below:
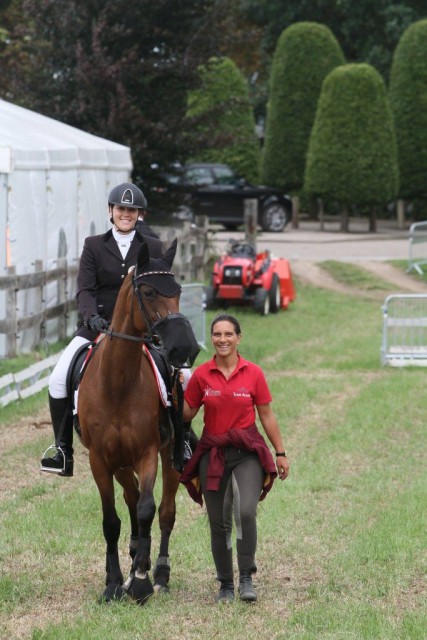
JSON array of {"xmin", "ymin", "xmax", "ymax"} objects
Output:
[{"xmin": 108, "ymin": 182, "xmax": 148, "ymax": 210}]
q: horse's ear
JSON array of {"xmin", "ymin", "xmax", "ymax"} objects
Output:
[
  {"xmin": 162, "ymin": 238, "xmax": 177, "ymax": 269},
  {"xmin": 136, "ymin": 239, "xmax": 150, "ymax": 273}
]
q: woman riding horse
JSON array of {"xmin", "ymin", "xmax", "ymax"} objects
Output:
[{"xmin": 41, "ymin": 182, "xmax": 164, "ymax": 477}]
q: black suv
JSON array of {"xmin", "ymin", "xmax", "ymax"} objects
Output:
[{"xmin": 145, "ymin": 163, "xmax": 292, "ymax": 233}]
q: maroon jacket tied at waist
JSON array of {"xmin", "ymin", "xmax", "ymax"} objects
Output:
[{"xmin": 180, "ymin": 424, "xmax": 277, "ymax": 506}]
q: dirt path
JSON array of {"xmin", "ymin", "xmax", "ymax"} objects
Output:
[{"xmin": 291, "ymin": 259, "xmax": 427, "ymax": 300}]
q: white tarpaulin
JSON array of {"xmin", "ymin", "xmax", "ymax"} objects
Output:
[{"xmin": 0, "ymin": 98, "xmax": 132, "ymax": 355}]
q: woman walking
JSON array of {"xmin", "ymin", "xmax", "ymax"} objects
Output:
[{"xmin": 180, "ymin": 313, "xmax": 289, "ymax": 603}]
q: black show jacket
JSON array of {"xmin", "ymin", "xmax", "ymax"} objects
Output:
[{"xmin": 75, "ymin": 228, "xmax": 164, "ymax": 340}]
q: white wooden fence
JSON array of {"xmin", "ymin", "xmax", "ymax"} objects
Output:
[{"xmin": 0, "ymin": 352, "xmax": 62, "ymax": 407}]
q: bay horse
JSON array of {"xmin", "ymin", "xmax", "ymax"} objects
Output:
[{"xmin": 77, "ymin": 238, "xmax": 199, "ymax": 604}]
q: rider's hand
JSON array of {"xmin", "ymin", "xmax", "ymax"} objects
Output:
[{"xmin": 87, "ymin": 314, "xmax": 109, "ymax": 333}]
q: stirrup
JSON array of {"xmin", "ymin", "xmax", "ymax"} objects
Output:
[{"xmin": 40, "ymin": 444, "xmax": 66, "ymax": 475}]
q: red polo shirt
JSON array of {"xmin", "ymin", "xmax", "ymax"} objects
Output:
[{"xmin": 184, "ymin": 355, "xmax": 272, "ymax": 435}]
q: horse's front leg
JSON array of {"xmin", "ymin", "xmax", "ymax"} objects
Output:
[
  {"xmin": 114, "ymin": 467, "xmax": 140, "ymax": 570},
  {"xmin": 153, "ymin": 446, "xmax": 181, "ymax": 592},
  {"xmin": 123, "ymin": 449, "xmax": 158, "ymax": 605},
  {"xmin": 89, "ymin": 449, "xmax": 126, "ymax": 603}
]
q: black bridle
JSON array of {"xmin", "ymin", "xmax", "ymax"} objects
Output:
[
  {"xmin": 98, "ymin": 267, "xmax": 199, "ymax": 371},
  {"xmin": 99, "ymin": 269, "xmax": 178, "ymax": 348}
]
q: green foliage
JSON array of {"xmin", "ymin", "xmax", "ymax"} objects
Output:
[
  {"xmin": 187, "ymin": 57, "xmax": 260, "ymax": 182},
  {"xmin": 260, "ymin": 22, "xmax": 345, "ymax": 191},
  {"xmin": 240, "ymin": 0, "xmax": 425, "ymax": 81},
  {"xmin": 304, "ymin": 63, "xmax": 399, "ymax": 206},
  {"xmin": 0, "ymin": 0, "xmax": 221, "ymax": 177},
  {"xmin": 389, "ymin": 19, "xmax": 427, "ymax": 199}
]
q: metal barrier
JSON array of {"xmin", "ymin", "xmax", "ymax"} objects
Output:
[
  {"xmin": 381, "ymin": 294, "xmax": 427, "ymax": 366},
  {"xmin": 407, "ymin": 221, "xmax": 427, "ymax": 275}
]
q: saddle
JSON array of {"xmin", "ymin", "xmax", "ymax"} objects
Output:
[
  {"xmin": 143, "ymin": 343, "xmax": 192, "ymax": 473},
  {"xmin": 65, "ymin": 340, "xmax": 97, "ymax": 436}
]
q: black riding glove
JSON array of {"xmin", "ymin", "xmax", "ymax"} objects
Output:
[{"xmin": 87, "ymin": 314, "xmax": 109, "ymax": 333}]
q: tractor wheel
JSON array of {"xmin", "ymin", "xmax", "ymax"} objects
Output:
[
  {"xmin": 253, "ymin": 288, "xmax": 270, "ymax": 316},
  {"xmin": 269, "ymin": 273, "xmax": 281, "ymax": 313},
  {"xmin": 204, "ymin": 285, "xmax": 218, "ymax": 309}
]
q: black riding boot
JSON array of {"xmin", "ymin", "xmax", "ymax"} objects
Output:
[
  {"xmin": 238, "ymin": 569, "xmax": 257, "ymax": 602},
  {"xmin": 40, "ymin": 395, "xmax": 74, "ymax": 477}
]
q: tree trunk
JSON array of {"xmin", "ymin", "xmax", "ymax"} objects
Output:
[
  {"xmin": 369, "ymin": 205, "xmax": 377, "ymax": 232},
  {"xmin": 340, "ymin": 203, "xmax": 349, "ymax": 232},
  {"xmin": 317, "ymin": 198, "xmax": 325, "ymax": 231}
]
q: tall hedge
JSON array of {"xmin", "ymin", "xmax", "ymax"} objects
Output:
[
  {"xmin": 304, "ymin": 63, "xmax": 399, "ymax": 210},
  {"xmin": 186, "ymin": 57, "xmax": 260, "ymax": 183},
  {"xmin": 389, "ymin": 19, "xmax": 427, "ymax": 199},
  {"xmin": 260, "ymin": 22, "xmax": 345, "ymax": 191}
]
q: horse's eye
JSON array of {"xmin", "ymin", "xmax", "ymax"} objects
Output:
[{"xmin": 141, "ymin": 287, "xmax": 156, "ymax": 299}]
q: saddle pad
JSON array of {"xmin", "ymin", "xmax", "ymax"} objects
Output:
[{"xmin": 142, "ymin": 344, "xmax": 169, "ymax": 408}]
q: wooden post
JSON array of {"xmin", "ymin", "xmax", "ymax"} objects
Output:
[
  {"xmin": 244, "ymin": 199, "xmax": 258, "ymax": 252},
  {"xmin": 57, "ymin": 258, "xmax": 67, "ymax": 340},
  {"xmin": 34, "ymin": 259, "xmax": 44, "ymax": 345},
  {"xmin": 396, "ymin": 199, "xmax": 405, "ymax": 230},
  {"xmin": 6, "ymin": 266, "xmax": 17, "ymax": 357},
  {"xmin": 291, "ymin": 195, "xmax": 300, "ymax": 229}
]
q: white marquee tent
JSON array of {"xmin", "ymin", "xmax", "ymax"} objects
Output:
[{"xmin": 0, "ymin": 98, "xmax": 133, "ymax": 355}]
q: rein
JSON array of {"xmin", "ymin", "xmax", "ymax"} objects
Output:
[{"xmin": 99, "ymin": 328, "xmax": 152, "ymax": 343}]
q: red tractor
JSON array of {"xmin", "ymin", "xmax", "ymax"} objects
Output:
[{"xmin": 205, "ymin": 242, "xmax": 296, "ymax": 315}]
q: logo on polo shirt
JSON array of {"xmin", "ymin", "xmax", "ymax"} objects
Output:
[
  {"xmin": 204, "ymin": 386, "xmax": 221, "ymax": 397},
  {"xmin": 233, "ymin": 386, "xmax": 250, "ymax": 398}
]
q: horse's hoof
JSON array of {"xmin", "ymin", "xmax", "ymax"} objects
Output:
[
  {"xmin": 123, "ymin": 571, "xmax": 154, "ymax": 605},
  {"xmin": 99, "ymin": 583, "xmax": 128, "ymax": 603},
  {"xmin": 153, "ymin": 582, "xmax": 170, "ymax": 594},
  {"xmin": 153, "ymin": 557, "xmax": 170, "ymax": 593}
]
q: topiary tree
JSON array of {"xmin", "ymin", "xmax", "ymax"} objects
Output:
[
  {"xmin": 304, "ymin": 63, "xmax": 399, "ymax": 232},
  {"xmin": 389, "ymin": 19, "xmax": 427, "ymax": 203},
  {"xmin": 260, "ymin": 22, "xmax": 345, "ymax": 193},
  {"xmin": 186, "ymin": 56, "xmax": 260, "ymax": 183}
]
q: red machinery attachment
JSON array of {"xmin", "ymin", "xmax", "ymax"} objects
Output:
[{"xmin": 205, "ymin": 242, "xmax": 295, "ymax": 315}]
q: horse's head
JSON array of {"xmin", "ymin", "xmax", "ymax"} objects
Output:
[{"xmin": 131, "ymin": 239, "xmax": 200, "ymax": 368}]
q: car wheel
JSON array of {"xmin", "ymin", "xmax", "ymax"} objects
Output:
[
  {"xmin": 204, "ymin": 285, "xmax": 218, "ymax": 309},
  {"xmin": 261, "ymin": 202, "xmax": 287, "ymax": 232},
  {"xmin": 269, "ymin": 273, "xmax": 281, "ymax": 313},
  {"xmin": 253, "ymin": 288, "xmax": 270, "ymax": 316}
]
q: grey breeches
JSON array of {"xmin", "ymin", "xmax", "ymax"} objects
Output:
[{"xmin": 199, "ymin": 447, "xmax": 264, "ymax": 582}]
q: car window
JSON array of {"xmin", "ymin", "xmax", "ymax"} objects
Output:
[
  {"xmin": 212, "ymin": 166, "xmax": 236, "ymax": 185},
  {"xmin": 183, "ymin": 167, "xmax": 214, "ymax": 186}
]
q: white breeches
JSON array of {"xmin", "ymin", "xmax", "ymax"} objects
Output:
[{"xmin": 48, "ymin": 336, "xmax": 90, "ymax": 399}]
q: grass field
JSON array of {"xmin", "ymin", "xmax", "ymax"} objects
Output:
[{"xmin": 0, "ymin": 273, "xmax": 426, "ymax": 640}]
